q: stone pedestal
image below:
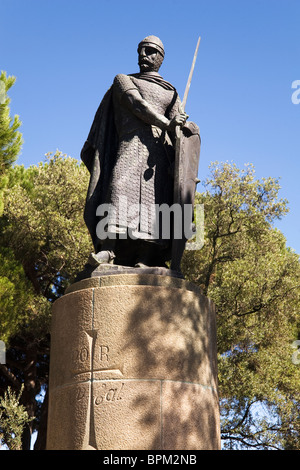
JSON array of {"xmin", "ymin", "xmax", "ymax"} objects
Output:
[{"xmin": 46, "ymin": 273, "xmax": 221, "ymax": 450}]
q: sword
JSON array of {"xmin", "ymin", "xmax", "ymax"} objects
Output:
[{"xmin": 171, "ymin": 36, "xmax": 201, "ymax": 272}]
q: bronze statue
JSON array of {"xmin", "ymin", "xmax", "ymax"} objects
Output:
[{"xmin": 81, "ymin": 35, "xmax": 200, "ymax": 275}]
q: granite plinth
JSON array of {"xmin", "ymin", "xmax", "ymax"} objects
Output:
[{"xmin": 46, "ymin": 274, "xmax": 221, "ymax": 450}]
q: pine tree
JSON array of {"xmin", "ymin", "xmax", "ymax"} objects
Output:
[
  {"xmin": 0, "ymin": 71, "xmax": 22, "ymax": 173},
  {"xmin": 0, "ymin": 71, "xmax": 23, "ymax": 216}
]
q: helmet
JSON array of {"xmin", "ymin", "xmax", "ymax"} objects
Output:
[{"xmin": 137, "ymin": 35, "xmax": 165, "ymax": 58}]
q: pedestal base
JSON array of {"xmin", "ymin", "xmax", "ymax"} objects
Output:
[{"xmin": 46, "ymin": 274, "xmax": 221, "ymax": 450}]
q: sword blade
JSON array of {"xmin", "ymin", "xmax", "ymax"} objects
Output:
[{"xmin": 182, "ymin": 36, "xmax": 201, "ymax": 111}]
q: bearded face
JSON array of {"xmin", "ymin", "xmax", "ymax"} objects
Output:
[{"xmin": 138, "ymin": 45, "xmax": 164, "ymax": 72}]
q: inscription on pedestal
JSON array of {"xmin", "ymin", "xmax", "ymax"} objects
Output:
[
  {"xmin": 71, "ymin": 330, "xmax": 122, "ymax": 378},
  {"xmin": 94, "ymin": 382, "xmax": 124, "ymax": 405},
  {"xmin": 72, "ymin": 344, "xmax": 110, "ymax": 364},
  {"xmin": 99, "ymin": 345, "xmax": 110, "ymax": 362}
]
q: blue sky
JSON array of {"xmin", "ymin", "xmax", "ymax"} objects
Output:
[{"xmin": 2, "ymin": 0, "xmax": 300, "ymax": 254}]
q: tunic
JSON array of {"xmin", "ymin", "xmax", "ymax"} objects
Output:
[{"xmin": 105, "ymin": 73, "xmax": 181, "ymax": 242}]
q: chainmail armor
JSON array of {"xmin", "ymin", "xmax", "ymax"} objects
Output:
[{"xmin": 105, "ymin": 74, "xmax": 181, "ymax": 240}]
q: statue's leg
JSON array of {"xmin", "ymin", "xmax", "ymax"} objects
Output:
[{"xmin": 135, "ymin": 240, "xmax": 167, "ymax": 268}]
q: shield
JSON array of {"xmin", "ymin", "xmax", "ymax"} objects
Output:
[{"xmin": 170, "ymin": 121, "xmax": 201, "ymax": 272}]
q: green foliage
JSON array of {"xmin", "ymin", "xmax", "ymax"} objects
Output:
[
  {"xmin": 0, "ymin": 385, "xmax": 32, "ymax": 450},
  {"xmin": 2, "ymin": 151, "xmax": 91, "ymax": 300},
  {"xmin": 0, "ymin": 247, "xmax": 38, "ymax": 345},
  {"xmin": 182, "ymin": 161, "xmax": 300, "ymax": 449},
  {"xmin": 0, "ymin": 71, "xmax": 23, "ymax": 214}
]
